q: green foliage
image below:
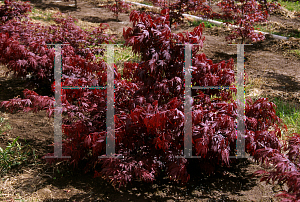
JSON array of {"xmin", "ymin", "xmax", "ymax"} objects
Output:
[
  {"xmin": 213, "ymin": 18, "xmax": 235, "ymax": 24},
  {"xmin": 272, "ymin": 31, "xmax": 300, "ymax": 38},
  {"xmin": 30, "ymin": 15, "xmax": 52, "ymax": 22},
  {"xmin": 254, "ymin": 24, "xmax": 300, "ymax": 38},
  {"xmin": 30, "ymin": 7, "xmax": 54, "ymax": 22},
  {"xmin": 0, "ymin": 137, "xmax": 28, "ymax": 174},
  {"xmin": 114, "ymin": 46, "xmax": 141, "ymax": 63},
  {"xmin": 189, "ymin": 19, "xmax": 216, "ymax": 28},
  {"xmin": 287, "ymin": 49, "xmax": 300, "ymax": 58},
  {"xmin": 272, "ymin": 0, "xmax": 300, "ymax": 12},
  {"xmin": 95, "ymin": 44, "xmax": 141, "ymax": 75},
  {"xmin": 0, "ymin": 116, "xmax": 11, "ymax": 135},
  {"xmin": 141, "ymin": 1, "xmax": 153, "ymax": 6},
  {"xmin": 270, "ymin": 97, "xmax": 300, "ymax": 138}
]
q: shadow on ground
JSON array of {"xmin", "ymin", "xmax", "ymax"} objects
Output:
[{"xmin": 10, "ymin": 158, "xmax": 262, "ymax": 202}]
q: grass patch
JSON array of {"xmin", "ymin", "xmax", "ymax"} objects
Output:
[
  {"xmin": 272, "ymin": 0, "xmax": 300, "ymax": 12},
  {"xmin": 269, "ymin": 97, "xmax": 300, "ymax": 139},
  {"xmin": 0, "ymin": 116, "xmax": 35, "ymax": 175},
  {"xmin": 287, "ymin": 49, "xmax": 300, "ymax": 58},
  {"xmin": 30, "ymin": 15, "xmax": 53, "ymax": 22},
  {"xmin": 28, "ymin": 7, "xmax": 58, "ymax": 24},
  {"xmin": 272, "ymin": 31, "xmax": 300, "ymax": 38},
  {"xmin": 114, "ymin": 46, "xmax": 141, "ymax": 63},
  {"xmin": 0, "ymin": 137, "xmax": 28, "ymax": 175},
  {"xmin": 212, "ymin": 18, "xmax": 235, "ymax": 24},
  {"xmin": 254, "ymin": 24, "xmax": 271, "ymax": 33},
  {"xmin": 141, "ymin": 0, "xmax": 153, "ymax": 6},
  {"xmin": 112, "ymin": 46, "xmax": 141, "ymax": 75},
  {"xmin": 0, "ymin": 116, "xmax": 11, "ymax": 135},
  {"xmin": 95, "ymin": 44, "xmax": 141, "ymax": 75},
  {"xmin": 245, "ymin": 77, "xmax": 264, "ymax": 97},
  {"xmin": 254, "ymin": 23, "xmax": 300, "ymax": 38},
  {"xmin": 188, "ymin": 19, "xmax": 217, "ymax": 28}
]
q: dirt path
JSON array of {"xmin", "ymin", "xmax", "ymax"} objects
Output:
[{"xmin": 0, "ymin": 0, "xmax": 299, "ymax": 201}]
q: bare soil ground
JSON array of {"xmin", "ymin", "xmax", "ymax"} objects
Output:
[{"xmin": 0, "ymin": 0, "xmax": 299, "ymax": 201}]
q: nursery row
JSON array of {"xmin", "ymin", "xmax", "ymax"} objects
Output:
[{"xmin": 106, "ymin": 0, "xmax": 281, "ymax": 43}]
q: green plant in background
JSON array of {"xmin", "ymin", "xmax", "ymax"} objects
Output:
[
  {"xmin": 30, "ymin": 14, "xmax": 53, "ymax": 22},
  {"xmin": 30, "ymin": 8, "xmax": 54, "ymax": 22},
  {"xmin": 114, "ymin": 46, "xmax": 141, "ymax": 63},
  {"xmin": 270, "ymin": 97, "xmax": 300, "ymax": 139},
  {"xmin": 189, "ymin": 19, "xmax": 217, "ymax": 28},
  {"xmin": 0, "ymin": 137, "xmax": 28, "ymax": 174},
  {"xmin": 95, "ymin": 44, "xmax": 141, "ymax": 75},
  {"xmin": 0, "ymin": 116, "xmax": 11, "ymax": 135},
  {"xmin": 254, "ymin": 24, "xmax": 300, "ymax": 38},
  {"xmin": 271, "ymin": 0, "xmax": 300, "ymax": 12},
  {"xmin": 141, "ymin": 1, "xmax": 153, "ymax": 6},
  {"xmin": 114, "ymin": 46, "xmax": 141, "ymax": 76},
  {"xmin": 215, "ymin": 18, "xmax": 235, "ymax": 24},
  {"xmin": 254, "ymin": 24, "xmax": 270, "ymax": 32},
  {"xmin": 272, "ymin": 31, "xmax": 300, "ymax": 38},
  {"xmin": 287, "ymin": 49, "xmax": 300, "ymax": 58},
  {"xmin": 21, "ymin": 140, "xmax": 39, "ymax": 166}
]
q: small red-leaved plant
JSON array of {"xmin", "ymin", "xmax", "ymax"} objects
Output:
[
  {"xmin": 254, "ymin": 134, "xmax": 300, "ymax": 201},
  {"xmin": 149, "ymin": 0, "xmax": 212, "ymax": 27},
  {"xmin": 147, "ymin": 0, "xmax": 280, "ymax": 43},
  {"xmin": 214, "ymin": 0, "xmax": 280, "ymax": 43},
  {"xmin": 105, "ymin": 0, "xmax": 131, "ymax": 21}
]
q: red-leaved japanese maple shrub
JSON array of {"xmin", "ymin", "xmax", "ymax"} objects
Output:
[
  {"xmin": 244, "ymin": 97, "xmax": 286, "ymax": 156},
  {"xmin": 215, "ymin": 0, "xmax": 281, "ymax": 43},
  {"xmin": 0, "ymin": 0, "xmax": 31, "ymax": 23},
  {"xmin": 253, "ymin": 133, "xmax": 300, "ymax": 202},
  {"xmin": 0, "ymin": 3, "xmax": 113, "ymax": 91},
  {"xmin": 105, "ymin": 0, "xmax": 131, "ymax": 21},
  {"xmin": 0, "ymin": 5, "xmax": 293, "ymax": 195},
  {"xmin": 91, "ymin": 10, "xmax": 286, "ymax": 186},
  {"xmin": 243, "ymin": 97, "xmax": 300, "ymax": 201},
  {"xmin": 121, "ymin": 9, "xmax": 300, "ymax": 201},
  {"xmin": 148, "ymin": 0, "xmax": 212, "ymax": 27}
]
